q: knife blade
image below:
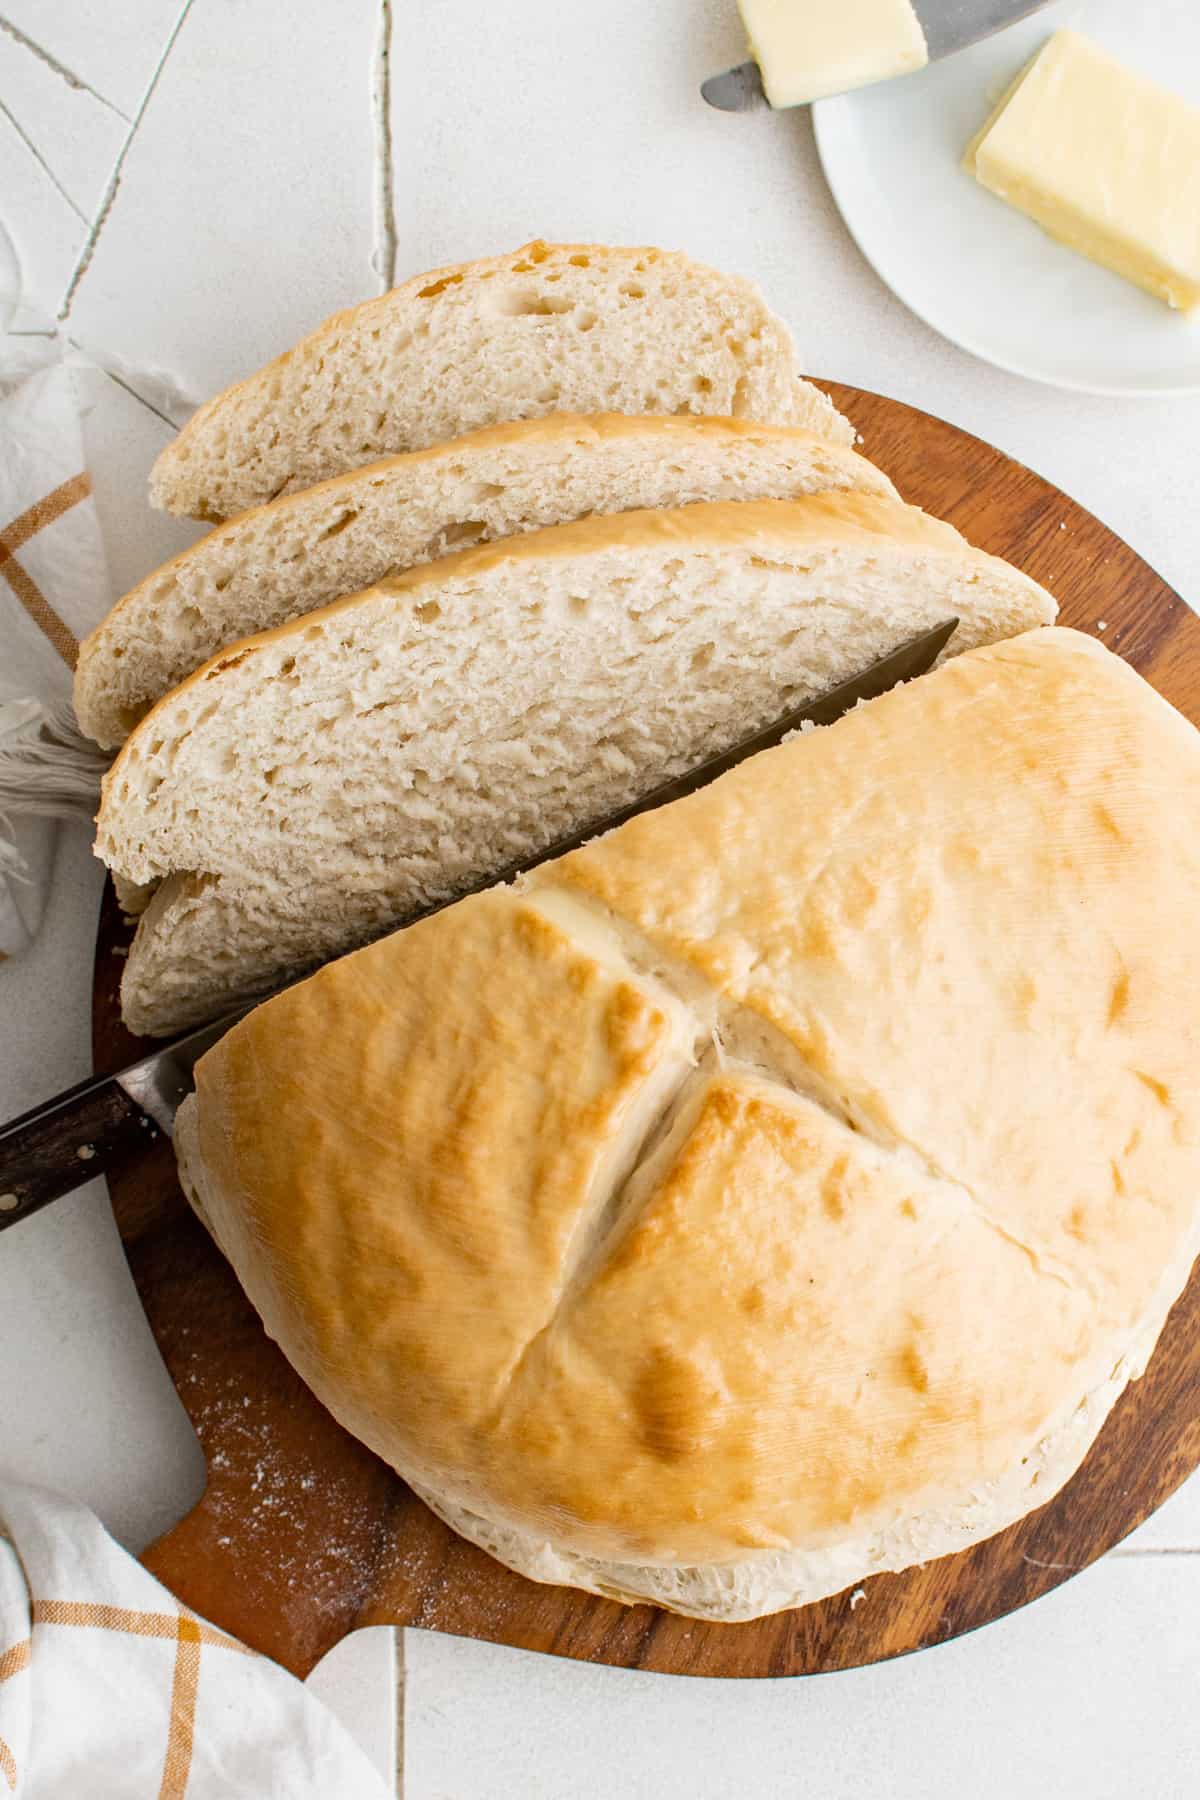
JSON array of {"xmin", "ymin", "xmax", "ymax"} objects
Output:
[
  {"xmin": 702, "ymin": 0, "xmax": 1055, "ymax": 112},
  {"xmin": 0, "ymin": 617, "xmax": 957, "ymax": 1232}
]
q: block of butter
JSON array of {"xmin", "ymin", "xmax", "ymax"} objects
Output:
[
  {"xmin": 965, "ymin": 30, "xmax": 1200, "ymax": 312},
  {"xmin": 738, "ymin": 0, "xmax": 927, "ymax": 109}
]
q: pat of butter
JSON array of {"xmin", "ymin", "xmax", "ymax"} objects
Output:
[
  {"xmin": 965, "ymin": 30, "xmax": 1200, "ymax": 312},
  {"xmin": 738, "ymin": 0, "xmax": 927, "ymax": 109}
]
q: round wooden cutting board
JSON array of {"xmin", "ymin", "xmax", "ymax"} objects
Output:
[{"xmin": 92, "ymin": 383, "xmax": 1200, "ymax": 1681}]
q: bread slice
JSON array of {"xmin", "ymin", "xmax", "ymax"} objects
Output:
[
  {"xmin": 77, "ymin": 415, "xmax": 898, "ymax": 749},
  {"xmin": 174, "ymin": 628, "xmax": 1200, "ymax": 1616},
  {"xmin": 149, "ymin": 241, "xmax": 854, "ymax": 521},
  {"xmin": 97, "ymin": 493, "xmax": 1057, "ymax": 1037}
]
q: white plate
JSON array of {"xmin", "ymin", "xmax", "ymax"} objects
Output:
[{"xmin": 812, "ymin": 0, "xmax": 1200, "ymax": 395}]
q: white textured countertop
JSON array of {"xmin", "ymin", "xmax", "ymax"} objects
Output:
[{"xmin": 1, "ymin": 3, "xmax": 1198, "ymax": 1794}]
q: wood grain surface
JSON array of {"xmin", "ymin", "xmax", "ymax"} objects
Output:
[{"xmin": 92, "ymin": 383, "xmax": 1200, "ymax": 1680}]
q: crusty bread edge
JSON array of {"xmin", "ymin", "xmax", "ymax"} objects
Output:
[
  {"xmin": 78, "ymin": 415, "xmax": 896, "ymax": 745},
  {"xmin": 404, "ymin": 1312, "xmax": 1162, "ymax": 1620}
]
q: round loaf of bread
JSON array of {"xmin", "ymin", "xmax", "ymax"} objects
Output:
[{"xmin": 175, "ymin": 629, "xmax": 1200, "ymax": 1619}]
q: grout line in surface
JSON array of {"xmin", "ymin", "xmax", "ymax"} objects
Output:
[
  {"xmin": 393, "ymin": 1628, "xmax": 406, "ymax": 1799},
  {"xmin": 0, "ymin": 92, "xmax": 89, "ymax": 223},
  {"xmin": 1108, "ymin": 1545, "xmax": 1200, "ymax": 1558},
  {"xmin": 56, "ymin": 0, "xmax": 196, "ymax": 323},
  {"xmin": 371, "ymin": 0, "xmax": 397, "ymax": 292},
  {"xmin": 0, "ymin": 12, "xmax": 132, "ymax": 121}
]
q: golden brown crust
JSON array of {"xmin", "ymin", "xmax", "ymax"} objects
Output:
[
  {"xmin": 192, "ymin": 890, "xmax": 698, "ymax": 1521},
  {"xmin": 182, "ymin": 628, "xmax": 1200, "ymax": 1569}
]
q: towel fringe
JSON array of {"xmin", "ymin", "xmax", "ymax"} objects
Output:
[{"xmin": 0, "ymin": 697, "xmax": 110, "ymax": 878}]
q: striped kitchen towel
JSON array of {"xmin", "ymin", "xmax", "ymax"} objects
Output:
[
  {"xmin": 0, "ymin": 1477, "xmax": 390, "ymax": 1798},
  {"xmin": 0, "ymin": 346, "xmax": 111, "ymax": 960}
]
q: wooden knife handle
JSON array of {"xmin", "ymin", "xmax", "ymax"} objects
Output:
[{"xmin": 0, "ymin": 1074, "xmax": 155, "ymax": 1232}]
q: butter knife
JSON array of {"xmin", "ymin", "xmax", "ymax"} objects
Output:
[{"xmin": 703, "ymin": 0, "xmax": 1055, "ymax": 111}]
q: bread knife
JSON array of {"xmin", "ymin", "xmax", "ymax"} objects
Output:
[
  {"xmin": 0, "ymin": 617, "xmax": 958, "ymax": 1233},
  {"xmin": 702, "ymin": 0, "xmax": 1055, "ymax": 111}
]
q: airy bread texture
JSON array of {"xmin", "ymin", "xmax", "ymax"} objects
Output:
[
  {"xmin": 149, "ymin": 241, "xmax": 854, "ymax": 522},
  {"xmin": 94, "ymin": 495, "xmax": 1056, "ymax": 1036},
  {"xmin": 175, "ymin": 629, "xmax": 1200, "ymax": 1619},
  {"xmin": 77, "ymin": 415, "xmax": 897, "ymax": 749}
]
